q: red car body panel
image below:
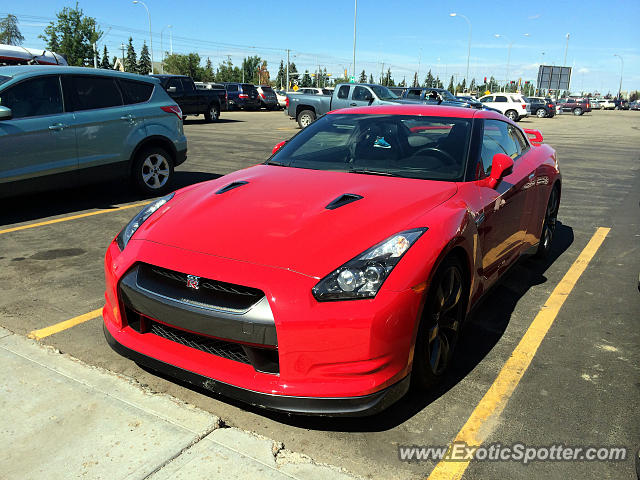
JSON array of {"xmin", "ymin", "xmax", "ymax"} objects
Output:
[{"xmin": 103, "ymin": 104, "xmax": 561, "ymax": 414}]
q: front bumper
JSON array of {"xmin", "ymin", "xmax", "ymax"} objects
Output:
[{"xmin": 104, "ymin": 322, "xmax": 410, "ymax": 416}]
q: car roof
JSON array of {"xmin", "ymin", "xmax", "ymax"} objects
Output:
[
  {"xmin": 329, "ymin": 104, "xmax": 504, "ymax": 120},
  {"xmin": 0, "ymin": 65, "xmax": 159, "ymax": 83}
]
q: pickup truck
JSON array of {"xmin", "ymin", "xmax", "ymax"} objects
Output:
[
  {"xmin": 151, "ymin": 74, "xmax": 227, "ymax": 122},
  {"xmin": 286, "ymin": 83, "xmax": 402, "ymax": 128}
]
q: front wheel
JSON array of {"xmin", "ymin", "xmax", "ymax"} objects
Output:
[
  {"xmin": 573, "ymin": 107, "xmax": 583, "ymax": 116},
  {"xmin": 297, "ymin": 109, "xmax": 316, "ymax": 129},
  {"xmin": 536, "ymin": 108, "xmax": 547, "ymax": 118},
  {"xmin": 535, "ymin": 185, "xmax": 560, "ymax": 259},
  {"xmin": 505, "ymin": 109, "xmax": 518, "ymax": 121},
  {"xmin": 204, "ymin": 103, "xmax": 220, "ymax": 122},
  {"xmin": 412, "ymin": 256, "xmax": 466, "ymax": 391},
  {"xmin": 132, "ymin": 146, "xmax": 174, "ymax": 196}
]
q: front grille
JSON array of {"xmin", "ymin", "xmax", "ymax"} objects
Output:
[
  {"xmin": 150, "ymin": 320, "xmax": 251, "ymax": 365},
  {"xmin": 138, "ymin": 263, "xmax": 264, "ymax": 313}
]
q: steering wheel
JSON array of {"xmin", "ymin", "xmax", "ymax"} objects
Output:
[{"xmin": 413, "ymin": 147, "xmax": 457, "ymax": 166}]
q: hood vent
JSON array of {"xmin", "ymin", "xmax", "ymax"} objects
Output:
[
  {"xmin": 325, "ymin": 193, "xmax": 363, "ymax": 210},
  {"xmin": 215, "ymin": 181, "xmax": 248, "ymax": 195}
]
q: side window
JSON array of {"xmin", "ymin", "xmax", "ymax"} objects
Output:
[
  {"xmin": 181, "ymin": 79, "xmax": 195, "ymax": 92},
  {"xmin": 480, "ymin": 96, "xmax": 493, "ymax": 103},
  {"xmin": 479, "ymin": 120, "xmax": 519, "ymax": 176},
  {"xmin": 119, "ymin": 79, "xmax": 154, "ymax": 104},
  {"xmin": 352, "ymin": 86, "xmax": 372, "ymax": 101},
  {"xmin": 406, "ymin": 89, "xmax": 422, "ymax": 99},
  {"xmin": 494, "ymin": 96, "xmax": 508, "ymax": 103},
  {"xmin": 509, "ymin": 125, "xmax": 529, "ymax": 154},
  {"xmin": 0, "ymin": 76, "xmax": 63, "ymax": 118},
  {"xmin": 227, "ymin": 84, "xmax": 238, "ymax": 92},
  {"xmin": 71, "ymin": 76, "xmax": 123, "ymax": 111},
  {"xmin": 337, "ymin": 85, "xmax": 350, "ymax": 99},
  {"xmin": 167, "ymin": 78, "xmax": 183, "ymax": 92}
]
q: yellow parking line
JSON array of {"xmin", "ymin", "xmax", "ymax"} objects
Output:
[
  {"xmin": 0, "ymin": 201, "xmax": 151, "ymax": 236},
  {"xmin": 427, "ymin": 227, "xmax": 610, "ymax": 480},
  {"xmin": 28, "ymin": 308, "xmax": 103, "ymax": 340}
]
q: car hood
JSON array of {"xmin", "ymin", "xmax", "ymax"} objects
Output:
[{"xmin": 137, "ymin": 165, "xmax": 457, "ymax": 277}]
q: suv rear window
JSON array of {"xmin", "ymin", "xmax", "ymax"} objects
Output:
[
  {"xmin": 71, "ymin": 76, "xmax": 123, "ymax": 110},
  {"xmin": 241, "ymin": 84, "xmax": 256, "ymax": 92},
  {"xmin": 119, "ymin": 79, "xmax": 154, "ymax": 104},
  {"xmin": 261, "ymin": 86, "xmax": 274, "ymax": 93}
]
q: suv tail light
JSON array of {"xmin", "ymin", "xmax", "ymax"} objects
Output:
[
  {"xmin": 285, "ymin": 96, "xmax": 289, "ymax": 108},
  {"xmin": 239, "ymin": 94, "xmax": 248, "ymax": 99},
  {"xmin": 522, "ymin": 104, "xmax": 526, "ymax": 109},
  {"xmin": 161, "ymin": 105, "xmax": 182, "ymax": 119},
  {"xmin": 548, "ymin": 103, "xmax": 554, "ymax": 108}
]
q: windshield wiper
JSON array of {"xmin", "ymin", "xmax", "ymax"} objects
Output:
[{"xmin": 349, "ymin": 167, "xmax": 393, "ymax": 176}]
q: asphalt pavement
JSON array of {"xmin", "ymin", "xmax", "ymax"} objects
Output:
[{"xmin": 0, "ymin": 108, "xmax": 638, "ymax": 479}]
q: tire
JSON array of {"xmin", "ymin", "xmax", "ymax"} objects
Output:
[
  {"xmin": 297, "ymin": 109, "xmax": 316, "ymax": 129},
  {"xmin": 535, "ymin": 185, "xmax": 560, "ymax": 259},
  {"xmin": 505, "ymin": 109, "xmax": 518, "ymax": 121},
  {"xmin": 204, "ymin": 103, "xmax": 220, "ymax": 122},
  {"xmin": 412, "ymin": 256, "xmax": 467, "ymax": 391},
  {"xmin": 536, "ymin": 108, "xmax": 547, "ymax": 118},
  {"xmin": 573, "ymin": 107, "xmax": 583, "ymax": 116},
  {"xmin": 131, "ymin": 146, "xmax": 174, "ymax": 196}
]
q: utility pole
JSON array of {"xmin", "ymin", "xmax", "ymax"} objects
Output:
[
  {"xmin": 352, "ymin": 0, "xmax": 357, "ymax": 80},
  {"xmin": 380, "ymin": 61, "xmax": 384, "ymax": 85},
  {"xmin": 614, "ymin": 54, "xmax": 624, "ymax": 99},
  {"xmin": 286, "ymin": 49, "xmax": 290, "ymax": 91},
  {"xmin": 563, "ymin": 33, "xmax": 570, "ymax": 66},
  {"xmin": 120, "ymin": 43, "xmax": 126, "ymax": 72},
  {"xmin": 417, "ymin": 47, "xmax": 422, "ymax": 87}
]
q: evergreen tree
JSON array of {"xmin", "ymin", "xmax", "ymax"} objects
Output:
[
  {"xmin": 301, "ymin": 70, "xmax": 312, "ymax": 87},
  {"xmin": 0, "ymin": 14, "xmax": 25, "ymax": 45},
  {"xmin": 368, "ymin": 73, "xmax": 374, "ymax": 84},
  {"xmin": 276, "ymin": 60, "xmax": 285, "ymax": 89},
  {"xmin": 424, "ymin": 69, "xmax": 434, "ymax": 88},
  {"xmin": 100, "ymin": 45, "xmax": 111, "ymax": 69},
  {"xmin": 202, "ymin": 57, "xmax": 215, "ymax": 82},
  {"xmin": 460, "ymin": 78, "xmax": 466, "ymax": 93},
  {"xmin": 359, "ymin": 69, "xmax": 367, "ymax": 82},
  {"xmin": 124, "ymin": 37, "xmax": 137, "ymax": 73},
  {"xmin": 384, "ymin": 67, "xmax": 393, "ymax": 86},
  {"xmin": 288, "ymin": 61, "xmax": 299, "ymax": 87},
  {"xmin": 447, "ymin": 76, "xmax": 455, "ymax": 94},
  {"xmin": 412, "ymin": 72, "xmax": 419, "ymax": 87},
  {"xmin": 435, "ymin": 76, "xmax": 443, "ymax": 88},
  {"xmin": 470, "ymin": 78, "xmax": 477, "ymax": 94},
  {"xmin": 137, "ymin": 41, "xmax": 151, "ymax": 74}
]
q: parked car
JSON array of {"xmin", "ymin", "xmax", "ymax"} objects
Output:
[
  {"xmin": 614, "ymin": 98, "xmax": 629, "ymax": 110},
  {"xmin": 600, "ymin": 99, "xmax": 616, "ymax": 110},
  {"xmin": 256, "ymin": 85, "xmax": 278, "ymax": 110},
  {"xmin": 293, "ymin": 87, "xmax": 332, "ymax": 95},
  {"xmin": 629, "ymin": 101, "xmax": 640, "ymax": 111},
  {"xmin": 478, "ymin": 93, "xmax": 530, "ymax": 121},
  {"xmin": 525, "ymin": 97, "xmax": 556, "ymax": 118},
  {"xmin": 389, "ymin": 87, "xmax": 409, "ymax": 97},
  {"xmin": 275, "ymin": 90, "xmax": 288, "ymax": 109},
  {"xmin": 0, "ymin": 65, "xmax": 187, "ymax": 197},
  {"xmin": 103, "ymin": 104, "xmax": 560, "ymax": 416},
  {"xmin": 455, "ymin": 95, "xmax": 483, "ymax": 108},
  {"xmin": 557, "ymin": 97, "xmax": 592, "ymax": 116},
  {"xmin": 151, "ymin": 75, "xmax": 226, "ymax": 122},
  {"xmin": 286, "ymin": 83, "xmax": 401, "ymax": 128},
  {"xmin": 589, "ymin": 98, "xmax": 601, "ymax": 109},
  {"xmin": 221, "ymin": 83, "xmax": 261, "ymax": 110}
]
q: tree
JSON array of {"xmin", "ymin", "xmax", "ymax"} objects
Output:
[
  {"xmin": 100, "ymin": 45, "xmax": 111, "ymax": 69},
  {"xmin": 447, "ymin": 76, "xmax": 455, "ymax": 94},
  {"xmin": 164, "ymin": 52, "xmax": 202, "ymax": 79},
  {"xmin": 275, "ymin": 60, "xmax": 285, "ymax": 89},
  {"xmin": 216, "ymin": 56, "xmax": 242, "ymax": 82},
  {"xmin": 383, "ymin": 67, "xmax": 394, "ymax": 87},
  {"xmin": 469, "ymin": 78, "xmax": 477, "ymax": 94},
  {"xmin": 412, "ymin": 72, "xmax": 419, "ymax": 87},
  {"xmin": 288, "ymin": 61, "xmax": 299, "ymax": 86},
  {"xmin": 137, "ymin": 42, "xmax": 151, "ymax": 74},
  {"xmin": 435, "ymin": 76, "xmax": 443, "ymax": 89},
  {"xmin": 0, "ymin": 14, "xmax": 24, "ymax": 45},
  {"xmin": 368, "ymin": 73, "xmax": 374, "ymax": 84},
  {"xmin": 124, "ymin": 37, "xmax": 137, "ymax": 73},
  {"xmin": 202, "ymin": 57, "xmax": 215, "ymax": 82},
  {"xmin": 424, "ymin": 69, "xmax": 434, "ymax": 88},
  {"xmin": 257, "ymin": 60, "xmax": 269, "ymax": 85},
  {"xmin": 301, "ymin": 70, "xmax": 312, "ymax": 87},
  {"xmin": 39, "ymin": 3, "xmax": 101, "ymax": 66},
  {"xmin": 359, "ymin": 69, "xmax": 367, "ymax": 83},
  {"xmin": 242, "ymin": 55, "xmax": 262, "ymax": 83}
]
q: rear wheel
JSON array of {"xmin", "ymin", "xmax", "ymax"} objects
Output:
[
  {"xmin": 536, "ymin": 108, "xmax": 547, "ymax": 118},
  {"xmin": 297, "ymin": 109, "xmax": 316, "ymax": 129},
  {"xmin": 535, "ymin": 185, "xmax": 560, "ymax": 259},
  {"xmin": 204, "ymin": 103, "xmax": 219, "ymax": 122},
  {"xmin": 573, "ymin": 107, "xmax": 583, "ymax": 116},
  {"xmin": 132, "ymin": 146, "xmax": 174, "ymax": 196},
  {"xmin": 505, "ymin": 109, "xmax": 518, "ymax": 121},
  {"xmin": 412, "ymin": 256, "xmax": 466, "ymax": 391}
]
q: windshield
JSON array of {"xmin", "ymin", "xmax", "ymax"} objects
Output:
[
  {"xmin": 269, "ymin": 114, "xmax": 471, "ymax": 181},
  {"xmin": 438, "ymin": 89, "xmax": 457, "ymax": 101},
  {"xmin": 370, "ymin": 85, "xmax": 399, "ymax": 100}
]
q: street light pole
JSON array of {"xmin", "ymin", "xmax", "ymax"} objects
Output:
[
  {"xmin": 563, "ymin": 33, "xmax": 570, "ymax": 66},
  {"xmin": 133, "ymin": 0, "xmax": 154, "ymax": 73},
  {"xmin": 450, "ymin": 13, "xmax": 471, "ymax": 90},
  {"xmin": 160, "ymin": 25, "xmax": 172, "ymax": 74},
  {"xmin": 352, "ymin": 0, "xmax": 357, "ymax": 81},
  {"xmin": 613, "ymin": 54, "xmax": 624, "ymax": 99}
]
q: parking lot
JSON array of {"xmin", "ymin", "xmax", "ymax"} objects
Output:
[{"xmin": 1, "ymin": 109, "xmax": 638, "ymax": 479}]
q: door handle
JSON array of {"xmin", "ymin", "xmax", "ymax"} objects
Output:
[
  {"xmin": 48, "ymin": 123, "xmax": 68, "ymax": 131},
  {"xmin": 349, "ymin": 103, "xmax": 357, "ymax": 106},
  {"xmin": 120, "ymin": 114, "xmax": 135, "ymax": 122}
]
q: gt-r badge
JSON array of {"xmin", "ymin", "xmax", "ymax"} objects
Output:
[{"xmin": 186, "ymin": 275, "xmax": 200, "ymax": 290}]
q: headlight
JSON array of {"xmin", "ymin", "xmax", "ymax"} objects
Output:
[
  {"xmin": 312, "ymin": 228, "xmax": 426, "ymax": 301},
  {"xmin": 116, "ymin": 193, "xmax": 174, "ymax": 250}
]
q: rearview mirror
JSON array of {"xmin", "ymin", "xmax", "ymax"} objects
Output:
[
  {"xmin": 167, "ymin": 86, "xmax": 177, "ymax": 93},
  {"xmin": 272, "ymin": 140, "xmax": 287, "ymax": 155},
  {"xmin": 0, "ymin": 106, "xmax": 12, "ymax": 120},
  {"xmin": 486, "ymin": 153, "xmax": 514, "ymax": 188}
]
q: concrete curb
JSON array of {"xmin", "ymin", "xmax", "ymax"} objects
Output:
[{"xmin": 0, "ymin": 326, "xmax": 360, "ymax": 480}]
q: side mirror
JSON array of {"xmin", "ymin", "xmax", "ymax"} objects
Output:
[
  {"xmin": 0, "ymin": 106, "xmax": 12, "ymax": 120},
  {"xmin": 486, "ymin": 153, "xmax": 514, "ymax": 188},
  {"xmin": 271, "ymin": 140, "xmax": 287, "ymax": 155},
  {"xmin": 167, "ymin": 86, "xmax": 177, "ymax": 93}
]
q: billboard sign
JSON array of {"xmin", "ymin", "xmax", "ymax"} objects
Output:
[{"xmin": 537, "ymin": 65, "xmax": 571, "ymax": 90}]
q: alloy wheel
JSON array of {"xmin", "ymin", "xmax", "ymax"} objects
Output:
[
  {"xmin": 141, "ymin": 154, "xmax": 170, "ymax": 190},
  {"xmin": 536, "ymin": 108, "xmax": 546, "ymax": 118}
]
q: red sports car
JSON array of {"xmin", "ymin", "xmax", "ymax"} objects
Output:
[{"xmin": 103, "ymin": 105, "xmax": 560, "ymax": 416}]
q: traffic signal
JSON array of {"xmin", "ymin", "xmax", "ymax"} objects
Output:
[
  {"xmin": 510, "ymin": 81, "xmax": 515, "ymax": 84},
  {"xmin": 484, "ymin": 76, "xmax": 487, "ymax": 83},
  {"xmin": 525, "ymin": 81, "xmax": 530, "ymax": 85}
]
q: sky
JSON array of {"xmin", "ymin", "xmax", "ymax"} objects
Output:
[{"xmin": 3, "ymin": 0, "xmax": 639, "ymax": 95}]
